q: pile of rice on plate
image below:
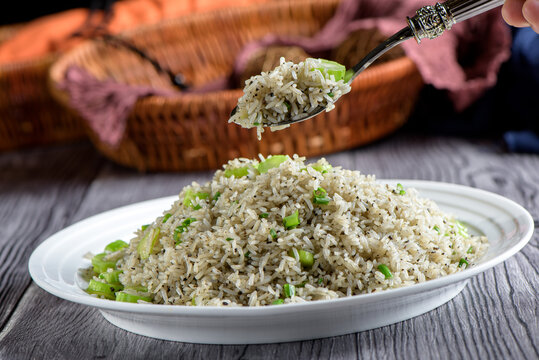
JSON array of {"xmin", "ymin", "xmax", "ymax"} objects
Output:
[
  {"xmin": 229, "ymin": 57, "xmax": 351, "ymax": 139},
  {"xmin": 89, "ymin": 155, "xmax": 488, "ymax": 307}
]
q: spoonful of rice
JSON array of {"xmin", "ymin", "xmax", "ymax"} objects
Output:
[{"xmin": 229, "ymin": 0, "xmax": 505, "ymax": 139}]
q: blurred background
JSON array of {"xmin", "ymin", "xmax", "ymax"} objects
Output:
[{"xmin": 1, "ymin": 0, "xmax": 538, "ymax": 172}]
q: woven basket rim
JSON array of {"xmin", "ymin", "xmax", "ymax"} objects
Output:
[
  {"xmin": 49, "ymin": 0, "xmax": 419, "ymax": 112},
  {"xmin": 129, "ymin": 56, "xmax": 418, "ymax": 107}
]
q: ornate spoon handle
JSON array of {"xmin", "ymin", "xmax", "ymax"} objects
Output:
[{"xmin": 407, "ymin": 0, "xmax": 506, "ymax": 43}]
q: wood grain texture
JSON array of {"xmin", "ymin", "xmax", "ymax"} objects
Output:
[
  {"xmin": 0, "ymin": 142, "xmax": 103, "ymax": 331},
  {"xmin": 0, "ymin": 135, "xmax": 537, "ymax": 360}
]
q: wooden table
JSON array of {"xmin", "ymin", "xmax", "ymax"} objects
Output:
[{"xmin": 1, "ymin": 135, "xmax": 537, "ymax": 359}]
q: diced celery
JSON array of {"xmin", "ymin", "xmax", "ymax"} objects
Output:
[
  {"xmin": 314, "ymin": 59, "xmax": 346, "ymax": 81},
  {"xmin": 224, "ymin": 166, "xmax": 249, "ymax": 178},
  {"xmin": 257, "ymin": 155, "xmax": 289, "ymax": 174},
  {"xmin": 104, "ymin": 240, "xmax": 128, "ymax": 253},
  {"xmin": 378, "ymin": 264, "xmax": 393, "ymax": 279},
  {"xmin": 311, "ymin": 163, "xmax": 332, "ymax": 173},
  {"xmin": 288, "ymin": 248, "xmax": 314, "ymax": 268},
  {"xmin": 183, "ymin": 189, "xmax": 209, "ymax": 208},
  {"xmin": 283, "ymin": 283, "xmax": 296, "ymax": 298},
  {"xmin": 298, "ymin": 250, "xmax": 314, "ymax": 267},
  {"xmin": 125, "ymin": 285, "xmax": 148, "ymax": 292},
  {"xmin": 86, "ymin": 279, "xmax": 116, "ymax": 300},
  {"xmin": 283, "ymin": 210, "xmax": 300, "ymax": 229},
  {"xmin": 137, "ymin": 227, "xmax": 161, "ymax": 260},
  {"xmin": 344, "ymin": 69, "xmax": 354, "ymax": 83},
  {"xmin": 116, "ymin": 291, "xmax": 152, "ymax": 303},
  {"xmin": 91, "ymin": 253, "xmax": 117, "ymax": 274},
  {"xmin": 98, "ymin": 269, "xmax": 123, "ymax": 284}
]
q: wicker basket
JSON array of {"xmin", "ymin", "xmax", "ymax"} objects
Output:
[
  {"xmin": 49, "ymin": 0, "xmax": 423, "ymax": 171},
  {"xmin": 0, "ymin": 26, "xmax": 85, "ymax": 152}
]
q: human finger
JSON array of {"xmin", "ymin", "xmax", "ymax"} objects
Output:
[
  {"xmin": 502, "ymin": 0, "xmax": 529, "ymax": 26},
  {"xmin": 523, "ymin": 0, "xmax": 539, "ymax": 33}
]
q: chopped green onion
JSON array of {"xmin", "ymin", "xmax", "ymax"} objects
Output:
[
  {"xmin": 91, "ymin": 253, "xmax": 117, "ymax": 274},
  {"xmin": 244, "ymin": 251, "xmax": 251, "ymax": 259},
  {"xmin": 283, "ymin": 283, "xmax": 296, "ymax": 298},
  {"xmin": 378, "ymin": 264, "xmax": 393, "ymax": 279},
  {"xmin": 193, "ymin": 204, "xmax": 202, "ymax": 210},
  {"xmin": 298, "ymin": 250, "xmax": 314, "ymax": 268},
  {"xmin": 313, "ymin": 196, "xmax": 331, "ymax": 205},
  {"xmin": 318, "ymin": 277, "xmax": 324, "ymax": 284},
  {"xmin": 141, "ymin": 224, "xmax": 150, "ymax": 231},
  {"xmin": 396, "ymin": 183, "xmax": 406, "ymax": 195},
  {"xmin": 433, "ymin": 225, "xmax": 440, "ymax": 233},
  {"xmin": 104, "ymin": 240, "xmax": 128, "ymax": 253},
  {"xmin": 116, "ymin": 291, "xmax": 152, "ymax": 303},
  {"xmin": 314, "ymin": 59, "xmax": 346, "ymax": 81},
  {"xmin": 272, "ymin": 299, "xmax": 284, "ymax": 305},
  {"xmin": 314, "ymin": 187, "xmax": 327, "ymax": 198},
  {"xmin": 226, "ymin": 237, "xmax": 233, "ymax": 241},
  {"xmin": 173, "ymin": 227, "xmax": 184, "ymax": 244},
  {"xmin": 283, "ymin": 210, "xmax": 300, "ymax": 230},
  {"xmin": 458, "ymin": 258, "xmax": 469, "ymax": 268},
  {"xmin": 86, "ymin": 279, "xmax": 116, "ymax": 300},
  {"xmin": 98, "ymin": 269, "xmax": 123, "ymax": 284},
  {"xmin": 259, "ymin": 212, "xmax": 269, "ymax": 218},
  {"xmin": 270, "ymin": 228, "xmax": 277, "ymax": 239},
  {"xmin": 253, "ymin": 122, "xmax": 260, "ymax": 126},
  {"xmin": 257, "ymin": 155, "xmax": 289, "ymax": 174},
  {"xmin": 191, "ymin": 297, "xmax": 197, "ymax": 306},
  {"xmin": 328, "ymin": 92, "xmax": 334, "ymax": 97},
  {"xmin": 162, "ymin": 213, "xmax": 172, "ymax": 223},
  {"xmin": 313, "ymin": 187, "xmax": 331, "ymax": 205},
  {"xmin": 455, "ymin": 220, "xmax": 469, "ymax": 238},
  {"xmin": 212, "ymin": 191, "xmax": 221, "ymax": 201},
  {"xmin": 173, "ymin": 218, "xmax": 196, "ymax": 245},
  {"xmin": 296, "ymin": 281, "xmax": 307, "ymax": 288},
  {"xmin": 467, "ymin": 246, "xmax": 474, "ymax": 254},
  {"xmin": 224, "ymin": 166, "xmax": 249, "ymax": 178},
  {"xmin": 283, "ymin": 101, "xmax": 291, "ymax": 110},
  {"xmin": 137, "ymin": 227, "xmax": 161, "ymax": 260}
]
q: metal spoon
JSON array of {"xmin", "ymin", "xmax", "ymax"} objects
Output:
[{"xmin": 230, "ymin": 0, "xmax": 505, "ymax": 127}]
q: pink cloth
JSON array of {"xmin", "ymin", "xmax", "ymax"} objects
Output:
[
  {"xmin": 60, "ymin": 66, "xmax": 175, "ymax": 146},
  {"xmin": 60, "ymin": 0, "xmax": 511, "ymax": 147}
]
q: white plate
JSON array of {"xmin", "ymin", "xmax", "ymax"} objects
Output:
[{"xmin": 28, "ymin": 181, "xmax": 534, "ymax": 344}]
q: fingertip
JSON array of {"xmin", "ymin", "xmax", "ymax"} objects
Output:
[
  {"xmin": 522, "ymin": 0, "xmax": 539, "ymax": 31},
  {"xmin": 502, "ymin": 0, "xmax": 530, "ymax": 27}
]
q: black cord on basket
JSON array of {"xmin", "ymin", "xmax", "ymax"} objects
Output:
[
  {"xmin": 69, "ymin": 0, "xmax": 189, "ymax": 91},
  {"xmin": 99, "ymin": 34, "xmax": 189, "ymax": 91}
]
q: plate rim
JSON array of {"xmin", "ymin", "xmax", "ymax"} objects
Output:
[{"xmin": 28, "ymin": 180, "xmax": 535, "ymax": 316}]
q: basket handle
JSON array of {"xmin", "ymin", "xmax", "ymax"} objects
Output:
[
  {"xmin": 99, "ymin": 34, "xmax": 189, "ymax": 90},
  {"xmin": 69, "ymin": 0, "xmax": 189, "ymax": 91}
]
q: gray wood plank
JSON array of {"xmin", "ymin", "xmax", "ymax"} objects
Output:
[
  {"xmin": 0, "ymin": 136, "xmax": 537, "ymax": 360},
  {"xmin": 0, "ymin": 142, "xmax": 104, "ymax": 331}
]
